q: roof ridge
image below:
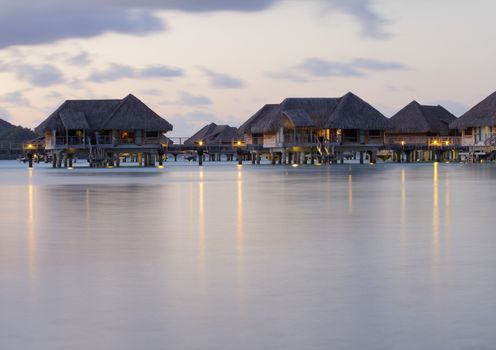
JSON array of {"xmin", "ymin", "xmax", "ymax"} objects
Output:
[{"xmin": 101, "ymin": 95, "xmax": 129, "ymax": 127}]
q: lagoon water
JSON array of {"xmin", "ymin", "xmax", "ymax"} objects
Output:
[{"xmin": 0, "ymin": 160, "xmax": 495, "ymax": 350}]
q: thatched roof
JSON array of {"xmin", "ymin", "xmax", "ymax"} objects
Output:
[
  {"xmin": 184, "ymin": 123, "xmax": 239, "ymax": 145},
  {"xmin": 450, "ymin": 91, "xmax": 496, "ymax": 129},
  {"xmin": 282, "ymin": 109, "xmax": 316, "ymax": 128},
  {"xmin": 59, "ymin": 110, "xmax": 90, "ymax": 130},
  {"xmin": 239, "ymin": 92, "xmax": 390, "ymax": 134},
  {"xmin": 389, "ymin": 101, "xmax": 456, "ymax": 135},
  {"xmin": 325, "ymin": 92, "xmax": 390, "ymax": 130},
  {"xmin": 238, "ymin": 104, "xmax": 280, "ymax": 134},
  {"xmin": 35, "ymin": 94, "xmax": 172, "ymax": 133}
]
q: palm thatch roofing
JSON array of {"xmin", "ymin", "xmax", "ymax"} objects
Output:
[
  {"xmin": 450, "ymin": 91, "xmax": 496, "ymax": 129},
  {"xmin": 389, "ymin": 101, "xmax": 456, "ymax": 135},
  {"xmin": 238, "ymin": 104, "xmax": 280, "ymax": 134},
  {"xmin": 35, "ymin": 94, "xmax": 172, "ymax": 133},
  {"xmin": 184, "ymin": 123, "xmax": 239, "ymax": 145},
  {"xmin": 239, "ymin": 92, "xmax": 390, "ymax": 134},
  {"xmin": 282, "ymin": 109, "xmax": 316, "ymax": 128}
]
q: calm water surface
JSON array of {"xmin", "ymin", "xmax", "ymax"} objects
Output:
[{"xmin": 0, "ymin": 160, "xmax": 495, "ymax": 350}]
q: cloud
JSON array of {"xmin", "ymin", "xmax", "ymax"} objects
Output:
[
  {"xmin": 66, "ymin": 52, "xmax": 92, "ymax": 66},
  {"xmin": 299, "ymin": 58, "xmax": 364, "ymax": 77},
  {"xmin": 271, "ymin": 57, "xmax": 407, "ymax": 81},
  {"xmin": 0, "ymin": 91, "xmax": 31, "ymax": 107},
  {"xmin": 0, "ymin": 1, "xmax": 276, "ymax": 49},
  {"xmin": 322, "ymin": 0, "xmax": 390, "ymax": 39},
  {"xmin": 430, "ymin": 100, "xmax": 469, "ymax": 117},
  {"xmin": 0, "ymin": 1, "xmax": 389, "ymax": 48},
  {"xmin": 44, "ymin": 91, "xmax": 64, "ymax": 100},
  {"xmin": 168, "ymin": 110, "xmax": 219, "ymax": 136},
  {"xmin": 0, "ymin": 107, "xmax": 11, "ymax": 120},
  {"xmin": 202, "ymin": 68, "xmax": 245, "ymax": 89},
  {"xmin": 352, "ymin": 58, "xmax": 407, "ymax": 71},
  {"xmin": 140, "ymin": 89, "xmax": 163, "ymax": 96},
  {"xmin": 140, "ymin": 65, "xmax": 184, "ymax": 78},
  {"xmin": 178, "ymin": 92, "xmax": 212, "ymax": 105},
  {"xmin": 0, "ymin": 7, "xmax": 164, "ymax": 49},
  {"xmin": 4, "ymin": 64, "xmax": 65, "ymax": 86},
  {"xmin": 88, "ymin": 63, "xmax": 184, "ymax": 82}
]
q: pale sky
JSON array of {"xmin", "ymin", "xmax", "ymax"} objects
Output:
[{"xmin": 0, "ymin": 0, "xmax": 495, "ymax": 136}]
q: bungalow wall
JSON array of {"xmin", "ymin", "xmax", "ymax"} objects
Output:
[
  {"xmin": 263, "ymin": 132, "xmax": 277, "ymax": 148},
  {"xmin": 386, "ymin": 133, "xmax": 429, "ymax": 145},
  {"xmin": 339, "ymin": 129, "xmax": 385, "ymax": 145},
  {"xmin": 461, "ymin": 127, "xmax": 496, "ymax": 146}
]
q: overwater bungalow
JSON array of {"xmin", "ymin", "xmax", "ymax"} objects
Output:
[
  {"xmin": 184, "ymin": 123, "xmax": 239, "ymax": 146},
  {"xmin": 238, "ymin": 92, "xmax": 391, "ymax": 164},
  {"xmin": 450, "ymin": 91, "xmax": 496, "ymax": 148},
  {"xmin": 183, "ymin": 123, "xmax": 241, "ymax": 161},
  {"xmin": 35, "ymin": 94, "xmax": 173, "ymax": 167},
  {"xmin": 386, "ymin": 101, "xmax": 459, "ymax": 161}
]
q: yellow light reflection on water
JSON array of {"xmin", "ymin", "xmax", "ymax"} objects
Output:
[
  {"xmin": 236, "ymin": 166, "xmax": 245, "ymax": 299},
  {"xmin": 27, "ymin": 168, "xmax": 37, "ymax": 291},
  {"xmin": 198, "ymin": 168, "xmax": 206, "ymax": 276},
  {"xmin": 432, "ymin": 162, "xmax": 440, "ymax": 275}
]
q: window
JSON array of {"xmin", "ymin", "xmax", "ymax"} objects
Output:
[
  {"xmin": 145, "ymin": 131, "xmax": 159, "ymax": 138},
  {"xmin": 464, "ymin": 128, "xmax": 473, "ymax": 136},
  {"xmin": 342, "ymin": 129, "xmax": 357, "ymax": 142},
  {"xmin": 368, "ymin": 130, "xmax": 381, "ymax": 137},
  {"xmin": 252, "ymin": 133, "xmax": 263, "ymax": 145}
]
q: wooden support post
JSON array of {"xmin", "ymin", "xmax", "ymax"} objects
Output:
[
  {"xmin": 68, "ymin": 155, "xmax": 73, "ymax": 168},
  {"xmin": 237, "ymin": 150, "xmax": 243, "ymax": 165},
  {"xmin": 52, "ymin": 153, "xmax": 57, "ymax": 168},
  {"xmin": 256, "ymin": 152, "xmax": 261, "ymax": 165},
  {"xmin": 28, "ymin": 153, "xmax": 33, "ymax": 168},
  {"xmin": 310, "ymin": 153, "xmax": 315, "ymax": 165},
  {"xmin": 360, "ymin": 151, "xmax": 364, "ymax": 164},
  {"xmin": 198, "ymin": 149, "xmax": 204, "ymax": 166},
  {"xmin": 138, "ymin": 152, "xmax": 143, "ymax": 166},
  {"xmin": 370, "ymin": 151, "xmax": 377, "ymax": 164},
  {"xmin": 271, "ymin": 152, "xmax": 276, "ymax": 165}
]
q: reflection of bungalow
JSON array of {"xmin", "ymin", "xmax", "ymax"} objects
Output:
[
  {"xmin": 387, "ymin": 101, "xmax": 458, "ymax": 147},
  {"xmin": 184, "ymin": 123, "xmax": 240, "ymax": 161},
  {"xmin": 35, "ymin": 94, "xmax": 173, "ymax": 167},
  {"xmin": 450, "ymin": 91, "xmax": 496, "ymax": 147},
  {"xmin": 238, "ymin": 92, "xmax": 391, "ymax": 163}
]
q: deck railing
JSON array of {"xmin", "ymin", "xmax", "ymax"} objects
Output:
[
  {"xmin": 143, "ymin": 137, "xmax": 160, "ymax": 145},
  {"xmin": 118, "ymin": 137, "xmax": 135, "ymax": 144},
  {"xmin": 96, "ymin": 135, "xmax": 112, "ymax": 145},
  {"xmin": 55, "ymin": 136, "xmax": 86, "ymax": 145},
  {"xmin": 386, "ymin": 136, "xmax": 461, "ymax": 146}
]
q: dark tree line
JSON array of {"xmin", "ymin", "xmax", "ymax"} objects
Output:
[{"xmin": 0, "ymin": 118, "xmax": 38, "ymax": 143}]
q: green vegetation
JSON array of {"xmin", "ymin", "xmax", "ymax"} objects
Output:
[{"xmin": 0, "ymin": 118, "xmax": 38, "ymax": 143}]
